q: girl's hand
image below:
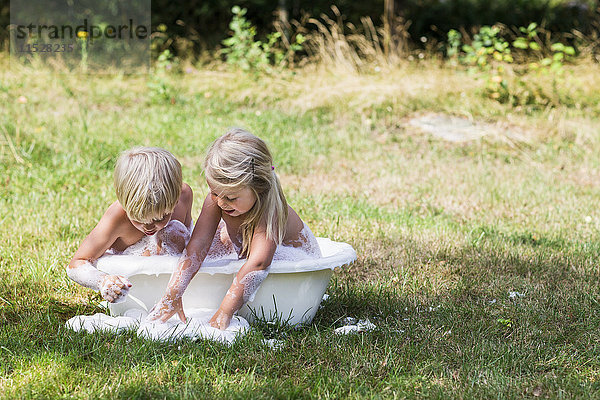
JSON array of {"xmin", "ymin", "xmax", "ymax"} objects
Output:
[
  {"xmin": 209, "ymin": 307, "xmax": 233, "ymax": 330},
  {"xmin": 99, "ymin": 275, "xmax": 132, "ymax": 303},
  {"xmin": 147, "ymin": 295, "xmax": 187, "ymax": 323}
]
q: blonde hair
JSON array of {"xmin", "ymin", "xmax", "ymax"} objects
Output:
[
  {"xmin": 114, "ymin": 147, "xmax": 182, "ymax": 223},
  {"xmin": 204, "ymin": 128, "xmax": 288, "ymax": 257}
]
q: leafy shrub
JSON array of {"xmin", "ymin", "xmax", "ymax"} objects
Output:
[
  {"xmin": 220, "ymin": 6, "xmax": 304, "ymax": 73},
  {"xmin": 459, "ymin": 25, "xmax": 513, "ymax": 69},
  {"xmin": 445, "ymin": 23, "xmax": 578, "ymax": 108},
  {"xmin": 148, "ymin": 49, "xmax": 176, "ymax": 103}
]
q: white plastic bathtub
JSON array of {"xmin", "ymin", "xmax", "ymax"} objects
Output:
[{"xmin": 96, "ymin": 238, "xmax": 356, "ymax": 326}]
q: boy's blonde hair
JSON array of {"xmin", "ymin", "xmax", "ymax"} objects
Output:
[
  {"xmin": 204, "ymin": 128, "xmax": 288, "ymax": 258},
  {"xmin": 114, "ymin": 147, "xmax": 182, "ymax": 223}
]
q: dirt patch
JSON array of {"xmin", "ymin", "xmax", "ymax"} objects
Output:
[{"xmin": 406, "ymin": 113, "xmax": 528, "ymax": 143}]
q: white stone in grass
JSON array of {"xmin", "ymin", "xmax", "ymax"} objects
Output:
[
  {"xmin": 407, "ymin": 114, "xmax": 486, "ymax": 142},
  {"xmin": 407, "ymin": 113, "xmax": 525, "ymax": 143}
]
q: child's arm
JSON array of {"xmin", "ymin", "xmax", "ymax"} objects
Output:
[
  {"xmin": 155, "ymin": 183, "xmax": 194, "ymax": 254},
  {"xmin": 147, "ymin": 194, "xmax": 221, "ymax": 322},
  {"xmin": 66, "ymin": 205, "xmax": 132, "ymax": 302},
  {"xmin": 209, "ymin": 226, "xmax": 277, "ymax": 330}
]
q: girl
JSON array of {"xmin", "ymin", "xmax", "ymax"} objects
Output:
[{"xmin": 148, "ymin": 128, "xmax": 321, "ymax": 329}]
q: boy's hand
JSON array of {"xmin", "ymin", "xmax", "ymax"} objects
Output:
[
  {"xmin": 147, "ymin": 296, "xmax": 186, "ymax": 323},
  {"xmin": 99, "ymin": 275, "xmax": 132, "ymax": 303},
  {"xmin": 209, "ymin": 307, "xmax": 233, "ymax": 331}
]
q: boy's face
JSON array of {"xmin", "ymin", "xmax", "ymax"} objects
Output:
[{"xmin": 130, "ymin": 212, "xmax": 172, "ymax": 236}]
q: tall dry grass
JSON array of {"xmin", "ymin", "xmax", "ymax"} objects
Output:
[
  {"xmin": 294, "ymin": 7, "xmax": 600, "ymax": 71},
  {"xmin": 299, "ymin": 6, "xmax": 412, "ymax": 73}
]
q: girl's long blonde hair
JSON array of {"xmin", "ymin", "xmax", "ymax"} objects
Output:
[{"xmin": 204, "ymin": 128, "xmax": 288, "ymax": 258}]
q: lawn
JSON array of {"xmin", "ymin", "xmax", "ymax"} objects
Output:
[{"xmin": 2, "ymin": 53, "xmax": 600, "ymax": 398}]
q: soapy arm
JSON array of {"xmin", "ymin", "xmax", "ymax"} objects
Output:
[
  {"xmin": 66, "ymin": 205, "xmax": 132, "ymax": 302},
  {"xmin": 147, "ymin": 194, "xmax": 221, "ymax": 323},
  {"xmin": 154, "ymin": 183, "xmax": 194, "ymax": 255},
  {"xmin": 154, "ymin": 220, "xmax": 190, "ymax": 255},
  {"xmin": 209, "ymin": 226, "xmax": 276, "ymax": 330}
]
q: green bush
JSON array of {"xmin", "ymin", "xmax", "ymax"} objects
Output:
[
  {"xmin": 445, "ymin": 23, "xmax": 578, "ymax": 108},
  {"xmin": 220, "ymin": 6, "xmax": 304, "ymax": 72}
]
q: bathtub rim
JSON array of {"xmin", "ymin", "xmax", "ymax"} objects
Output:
[{"xmin": 96, "ymin": 237, "xmax": 356, "ymax": 277}]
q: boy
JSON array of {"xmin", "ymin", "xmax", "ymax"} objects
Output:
[{"xmin": 67, "ymin": 147, "xmax": 193, "ymax": 303}]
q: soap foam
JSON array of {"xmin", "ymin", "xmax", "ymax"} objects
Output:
[
  {"xmin": 239, "ymin": 267, "xmax": 270, "ymax": 303},
  {"xmin": 204, "ymin": 221, "xmax": 238, "ymax": 261},
  {"xmin": 66, "ymin": 308, "xmax": 249, "ymax": 345},
  {"xmin": 158, "ymin": 219, "xmax": 192, "ymax": 256},
  {"xmin": 66, "ymin": 260, "xmax": 105, "ymax": 291},
  {"xmin": 208, "ymin": 221, "xmax": 322, "ymax": 263},
  {"xmin": 122, "ymin": 234, "xmax": 160, "ymax": 256},
  {"xmin": 100, "ymin": 277, "xmax": 130, "ymax": 304},
  {"xmin": 273, "ymin": 223, "xmax": 322, "ymax": 261},
  {"xmin": 122, "ymin": 220, "xmax": 193, "ymax": 257}
]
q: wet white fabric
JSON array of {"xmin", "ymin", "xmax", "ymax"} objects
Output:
[
  {"xmin": 334, "ymin": 319, "xmax": 376, "ymax": 335},
  {"xmin": 66, "ymin": 313, "xmax": 137, "ymax": 333},
  {"xmin": 66, "ymin": 308, "xmax": 249, "ymax": 345}
]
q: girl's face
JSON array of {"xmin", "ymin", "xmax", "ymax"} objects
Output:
[
  {"xmin": 130, "ymin": 212, "xmax": 172, "ymax": 236},
  {"xmin": 209, "ymin": 183, "xmax": 257, "ymax": 217}
]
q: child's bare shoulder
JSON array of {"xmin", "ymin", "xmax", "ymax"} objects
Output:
[
  {"xmin": 101, "ymin": 201, "xmax": 133, "ymax": 233},
  {"xmin": 180, "ymin": 183, "xmax": 193, "ymax": 204},
  {"xmin": 172, "ymin": 183, "xmax": 193, "ymax": 224},
  {"xmin": 284, "ymin": 206, "xmax": 305, "ymax": 239}
]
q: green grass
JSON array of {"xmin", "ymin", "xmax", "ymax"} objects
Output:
[{"xmin": 2, "ymin": 54, "xmax": 600, "ymax": 398}]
